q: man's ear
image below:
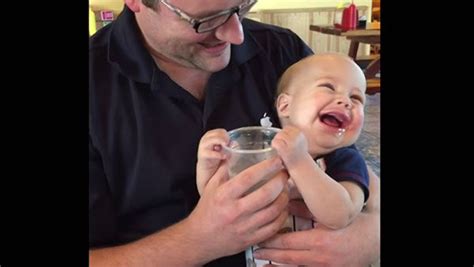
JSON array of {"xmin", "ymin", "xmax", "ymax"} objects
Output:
[
  {"xmin": 276, "ymin": 93, "xmax": 291, "ymax": 118},
  {"xmin": 125, "ymin": 0, "xmax": 141, "ymax": 12}
]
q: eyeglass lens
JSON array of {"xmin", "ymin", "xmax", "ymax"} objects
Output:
[{"xmin": 197, "ymin": 1, "xmax": 255, "ymax": 32}]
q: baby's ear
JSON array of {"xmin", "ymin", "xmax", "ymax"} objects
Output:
[{"xmin": 276, "ymin": 93, "xmax": 291, "ymax": 118}]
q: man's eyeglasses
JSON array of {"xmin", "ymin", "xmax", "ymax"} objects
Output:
[{"xmin": 159, "ymin": 0, "xmax": 257, "ymax": 33}]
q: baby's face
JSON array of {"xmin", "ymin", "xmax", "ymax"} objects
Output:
[{"xmin": 278, "ymin": 55, "xmax": 367, "ymax": 156}]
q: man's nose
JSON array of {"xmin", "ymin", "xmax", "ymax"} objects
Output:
[{"xmin": 214, "ymin": 13, "xmax": 244, "ymax": 45}]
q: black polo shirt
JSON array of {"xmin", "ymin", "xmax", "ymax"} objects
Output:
[{"xmin": 89, "ymin": 6, "xmax": 314, "ymax": 266}]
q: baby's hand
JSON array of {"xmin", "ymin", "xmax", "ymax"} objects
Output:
[
  {"xmin": 196, "ymin": 129, "xmax": 230, "ymax": 195},
  {"xmin": 272, "ymin": 126, "xmax": 308, "ymax": 167},
  {"xmin": 197, "ymin": 129, "xmax": 229, "ymax": 166}
]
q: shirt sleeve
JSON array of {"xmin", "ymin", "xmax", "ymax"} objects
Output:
[{"xmin": 323, "ymin": 145, "xmax": 370, "ymax": 202}]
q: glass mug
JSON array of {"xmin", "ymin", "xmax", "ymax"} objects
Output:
[
  {"xmin": 223, "ymin": 126, "xmax": 281, "ymax": 193},
  {"xmin": 223, "ymin": 126, "xmax": 311, "ymax": 267}
]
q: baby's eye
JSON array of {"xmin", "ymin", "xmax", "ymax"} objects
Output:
[
  {"xmin": 319, "ymin": 83, "xmax": 335, "ymax": 90},
  {"xmin": 351, "ymin": 95, "xmax": 365, "ymax": 104}
]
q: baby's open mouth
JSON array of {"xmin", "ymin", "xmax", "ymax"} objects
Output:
[{"xmin": 320, "ymin": 112, "xmax": 350, "ymax": 129}]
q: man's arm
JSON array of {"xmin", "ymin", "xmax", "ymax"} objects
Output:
[
  {"xmin": 254, "ymin": 166, "xmax": 380, "ymax": 266},
  {"xmin": 90, "ymin": 158, "xmax": 291, "ymax": 266},
  {"xmin": 365, "ymin": 166, "xmax": 380, "ymax": 214},
  {"xmin": 90, "ymin": 218, "xmax": 207, "ymax": 267}
]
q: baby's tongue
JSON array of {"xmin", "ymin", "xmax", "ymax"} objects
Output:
[{"xmin": 321, "ymin": 115, "xmax": 341, "ymax": 128}]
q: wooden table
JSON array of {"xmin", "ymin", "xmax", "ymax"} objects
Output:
[{"xmin": 310, "ymin": 24, "xmax": 380, "ymax": 94}]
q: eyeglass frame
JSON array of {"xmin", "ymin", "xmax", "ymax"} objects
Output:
[{"xmin": 158, "ymin": 0, "xmax": 257, "ymax": 33}]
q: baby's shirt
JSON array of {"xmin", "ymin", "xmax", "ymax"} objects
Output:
[
  {"xmin": 246, "ymin": 145, "xmax": 369, "ymax": 267},
  {"xmin": 323, "ymin": 145, "xmax": 370, "ymax": 202}
]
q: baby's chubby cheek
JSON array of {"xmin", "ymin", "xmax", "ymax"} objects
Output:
[{"xmin": 349, "ymin": 112, "xmax": 365, "ymax": 131}]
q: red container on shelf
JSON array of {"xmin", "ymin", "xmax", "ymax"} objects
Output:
[
  {"xmin": 341, "ymin": 2, "xmax": 358, "ymax": 30},
  {"xmin": 100, "ymin": 10, "xmax": 114, "ymax": 21}
]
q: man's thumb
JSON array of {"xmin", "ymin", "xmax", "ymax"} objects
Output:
[{"xmin": 206, "ymin": 161, "xmax": 230, "ymax": 190}]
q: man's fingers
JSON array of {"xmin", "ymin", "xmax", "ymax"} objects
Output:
[
  {"xmin": 253, "ymin": 248, "xmax": 311, "ymax": 266},
  {"xmin": 205, "ymin": 161, "xmax": 230, "ymax": 190},
  {"xmin": 239, "ymin": 170, "xmax": 288, "ymax": 213},
  {"xmin": 258, "ymin": 229, "xmax": 315, "ymax": 250},
  {"xmin": 225, "ymin": 157, "xmax": 284, "ymax": 198},
  {"xmin": 247, "ymin": 202, "xmax": 289, "ymax": 246}
]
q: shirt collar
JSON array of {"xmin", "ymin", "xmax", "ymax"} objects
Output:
[{"xmin": 108, "ymin": 6, "xmax": 155, "ymax": 83}]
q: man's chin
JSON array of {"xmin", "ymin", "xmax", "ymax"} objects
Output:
[{"xmin": 196, "ymin": 48, "xmax": 231, "ymax": 72}]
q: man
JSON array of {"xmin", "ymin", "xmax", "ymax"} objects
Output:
[{"xmin": 89, "ymin": 0, "xmax": 380, "ymax": 266}]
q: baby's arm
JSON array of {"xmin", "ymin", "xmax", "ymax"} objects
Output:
[
  {"xmin": 196, "ymin": 129, "xmax": 229, "ymax": 196},
  {"xmin": 272, "ymin": 126, "xmax": 365, "ymax": 230}
]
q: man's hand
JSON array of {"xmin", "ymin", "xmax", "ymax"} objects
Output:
[
  {"xmin": 254, "ymin": 169, "xmax": 380, "ymax": 267},
  {"xmin": 188, "ymin": 157, "xmax": 291, "ymax": 264}
]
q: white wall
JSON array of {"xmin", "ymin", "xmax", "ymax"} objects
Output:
[
  {"xmin": 89, "ymin": 0, "xmax": 373, "ymax": 14},
  {"xmin": 89, "ymin": 0, "xmax": 124, "ymax": 15},
  {"xmin": 90, "ymin": 0, "xmax": 374, "ymax": 55},
  {"xmin": 254, "ymin": 0, "xmax": 372, "ymax": 10}
]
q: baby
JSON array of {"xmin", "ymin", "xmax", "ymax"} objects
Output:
[
  {"xmin": 196, "ymin": 53, "xmax": 370, "ymax": 265},
  {"xmin": 271, "ymin": 53, "xmax": 369, "ymax": 230}
]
